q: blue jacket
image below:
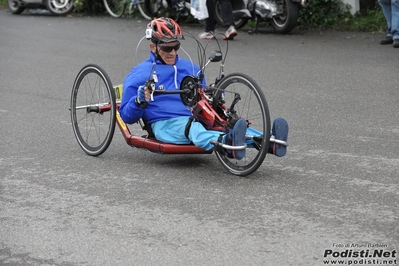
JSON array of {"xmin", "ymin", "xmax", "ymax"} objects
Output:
[{"xmin": 119, "ymin": 51, "xmax": 202, "ymax": 125}]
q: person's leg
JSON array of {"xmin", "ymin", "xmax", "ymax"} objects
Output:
[
  {"xmin": 189, "ymin": 120, "xmax": 247, "ymax": 159},
  {"xmin": 379, "ymin": 0, "xmax": 393, "ymax": 44},
  {"xmin": 188, "ymin": 121, "xmax": 224, "ymax": 150},
  {"xmin": 219, "ymin": 0, "xmax": 237, "ymax": 40},
  {"xmin": 219, "ymin": 0, "xmax": 234, "ymax": 27},
  {"xmin": 391, "ymin": 0, "xmax": 399, "ymax": 43},
  {"xmin": 152, "ymin": 117, "xmax": 247, "ymax": 159},
  {"xmin": 151, "ymin": 117, "xmax": 192, "ymax": 144},
  {"xmin": 152, "ymin": 117, "xmax": 225, "ymax": 150},
  {"xmin": 199, "ymin": 0, "xmax": 217, "ymax": 39}
]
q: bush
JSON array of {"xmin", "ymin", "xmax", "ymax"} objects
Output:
[
  {"xmin": 298, "ymin": 0, "xmax": 352, "ymax": 29},
  {"xmin": 73, "ymin": 0, "xmax": 105, "ymax": 14},
  {"xmin": 298, "ymin": 0, "xmax": 386, "ymax": 32}
]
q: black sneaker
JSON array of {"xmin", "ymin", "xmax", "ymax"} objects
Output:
[
  {"xmin": 394, "ymin": 39, "xmax": 399, "ymax": 48},
  {"xmin": 380, "ymin": 36, "xmax": 393, "ymax": 45}
]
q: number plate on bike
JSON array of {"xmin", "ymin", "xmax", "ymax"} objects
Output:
[{"xmin": 114, "ymin": 85, "xmax": 123, "ymax": 102}]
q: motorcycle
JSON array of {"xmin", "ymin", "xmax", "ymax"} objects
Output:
[
  {"xmin": 145, "ymin": 0, "xmax": 192, "ymax": 22},
  {"xmin": 8, "ymin": 0, "xmax": 74, "ymax": 15},
  {"xmin": 215, "ymin": 0, "xmax": 309, "ymax": 34}
]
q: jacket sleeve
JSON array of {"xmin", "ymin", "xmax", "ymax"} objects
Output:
[{"xmin": 118, "ymin": 72, "xmax": 145, "ymax": 124}]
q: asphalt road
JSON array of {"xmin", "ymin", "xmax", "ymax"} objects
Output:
[{"xmin": 0, "ymin": 7, "xmax": 398, "ymax": 266}]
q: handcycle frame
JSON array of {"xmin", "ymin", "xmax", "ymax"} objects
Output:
[{"xmin": 70, "ymin": 35, "xmax": 288, "ymax": 176}]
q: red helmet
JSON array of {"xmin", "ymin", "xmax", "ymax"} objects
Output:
[{"xmin": 146, "ymin": 17, "xmax": 183, "ymax": 43}]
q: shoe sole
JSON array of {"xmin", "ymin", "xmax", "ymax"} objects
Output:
[
  {"xmin": 231, "ymin": 119, "xmax": 247, "ymax": 160},
  {"xmin": 272, "ymin": 117, "xmax": 289, "ymax": 157}
]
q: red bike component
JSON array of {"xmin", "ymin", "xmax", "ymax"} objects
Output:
[
  {"xmin": 193, "ymin": 91, "xmax": 227, "ymax": 132},
  {"xmin": 115, "ymin": 104, "xmax": 213, "ymax": 154}
]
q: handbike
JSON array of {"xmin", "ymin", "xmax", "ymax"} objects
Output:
[{"xmin": 70, "ymin": 34, "xmax": 288, "ymax": 176}]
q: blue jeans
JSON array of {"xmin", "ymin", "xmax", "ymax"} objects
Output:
[
  {"xmin": 379, "ymin": 0, "xmax": 399, "ymax": 40},
  {"xmin": 151, "ymin": 116, "xmax": 223, "ymax": 150}
]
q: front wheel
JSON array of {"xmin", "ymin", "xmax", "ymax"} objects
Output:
[
  {"xmin": 46, "ymin": 0, "xmax": 74, "ymax": 15},
  {"xmin": 271, "ymin": 0, "xmax": 299, "ymax": 34},
  {"xmin": 70, "ymin": 64, "xmax": 116, "ymax": 156},
  {"xmin": 213, "ymin": 73, "xmax": 271, "ymax": 176},
  {"xmin": 8, "ymin": 0, "xmax": 25, "ymax": 14}
]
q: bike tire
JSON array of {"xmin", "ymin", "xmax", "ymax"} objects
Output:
[
  {"xmin": 212, "ymin": 73, "xmax": 271, "ymax": 176},
  {"xmin": 8, "ymin": 0, "xmax": 25, "ymax": 14},
  {"xmin": 70, "ymin": 64, "xmax": 116, "ymax": 156},
  {"xmin": 46, "ymin": 0, "xmax": 74, "ymax": 15},
  {"xmin": 271, "ymin": 0, "xmax": 299, "ymax": 34},
  {"xmin": 104, "ymin": 0, "xmax": 126, "ymax": 18},
  {"xmin": 136, "ymin": 1, "xmax": 153, "ymax": 20}
]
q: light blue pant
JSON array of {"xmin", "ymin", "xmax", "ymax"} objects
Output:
[
  {"xmin": 151, "ymin": 116, "xmax": 224, "ymax": 150},
  {"xmin": 379, "ymin": 0, "xmax": 399, "ymax": 39}
]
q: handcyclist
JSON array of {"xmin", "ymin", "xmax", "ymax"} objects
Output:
[{"xmin": 119, "ymin": 17, "xmax": 288, "ymax": 159}]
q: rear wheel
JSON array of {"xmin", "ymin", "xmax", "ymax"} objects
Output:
[
  {"xmin": 8, "ymin": 0, "xmax": 25, "ymax": 14},
  {"xmin": 213, "ymin": 73, "xmax": 271, "ymax": 176},
  {"xmin": 104, "ymin": 0, "xmax": 126, "ymax": 18},
  {"xmin": 70, "ymin": 64, "xmax": 116, "ymax": 156},
  {"xmin": 46, "ymin": 0, "xmax": 74, "ymax": 15},
  {"xmin": 271, "ymin": 0, "xmax": 299, "ymax": 34}
]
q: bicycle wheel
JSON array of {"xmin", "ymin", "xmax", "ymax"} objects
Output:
[
  {"xmin": 213, "ymin": 73, "xmax": 271, "ymax": 176},
  {"xmin": 130, "ymin": 0, "xmax": 152, "ymax": 20},
  {"xmin": 70, "ymin": 64, "xmax": 116, "ymax": 156},
  {"xmin": 145, "ymin": 0, "xmax": 169, "ymax": 19},
  {"xmin": 104, "ymin": 0, "xmax": 126, "ymax": 18}
]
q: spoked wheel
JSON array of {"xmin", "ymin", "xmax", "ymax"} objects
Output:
[
  {"xmin": 46, "ymin": 0, "xmax": 74, "ymax": 15},
  {"xmin": 213, "ymin": 73, "xmax": 271, "ymax": 176},
  {"xmin": 70, "ymin": 64, "xmax": 116, "ymax": 156},
  {"xmin": 129, "ymin": 1, "xmax": 152, "ymax": 20},
  {"xmin": 103, "ymin": 0, "xmax": 126, "ymax": 18}
]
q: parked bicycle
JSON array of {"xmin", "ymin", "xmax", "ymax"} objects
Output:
[{"xmin": 103, "ymin": 0, "xmax": 152, "ymax": 20}]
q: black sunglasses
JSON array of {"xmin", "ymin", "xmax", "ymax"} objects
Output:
[{"xmin": 158, "ymin": 43, "xmax": 180, "ymax": 53}]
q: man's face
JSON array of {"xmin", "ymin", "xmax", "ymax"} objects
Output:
[{"xmin": 151, "ymin": 41, "xmax": 180, "ymax": 65}]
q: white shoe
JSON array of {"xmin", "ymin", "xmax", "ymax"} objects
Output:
[
  {"xmin": 223, "ymin": 26, "xmax": 237, "ymax": 40},
  {"xmin": 198, "ymin": 31, "xmax": 215, "ymax": 40}
]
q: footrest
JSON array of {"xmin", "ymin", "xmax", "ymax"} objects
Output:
[
  {"xmin": 210, "ymin": 139, "xmax": 247, "ymax": 150},
  {"xmin": 269, "ymin": 136, "xmax": 288, "ymax": 147}
]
